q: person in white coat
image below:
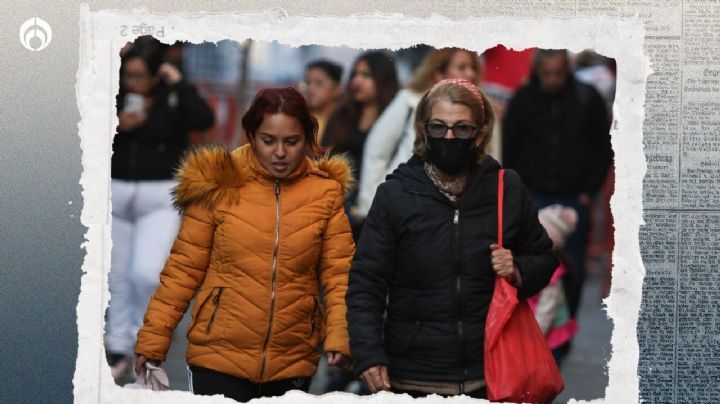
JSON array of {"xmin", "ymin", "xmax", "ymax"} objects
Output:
[{"xmin": 356, "ymin": 48, "xmax": 480, "ymax": 218}]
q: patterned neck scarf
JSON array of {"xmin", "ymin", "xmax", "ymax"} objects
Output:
[{"xmin": 423, "ymin": 162, "xmax": 469, "ymax": 204}]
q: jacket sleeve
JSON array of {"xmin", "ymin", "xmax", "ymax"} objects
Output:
[
  {"xmin": 504, "ymin": 170, "xmax": 558, "ymax": 298},
  {"xmin": 135, "ymin": 203, "xmax": 216, "ymax": 361},
  {"xmin": 346, "ymin": 184, "xmax": 396, "ymax": 377},
  {"xmin": 318, "ymin": 185, "xmax": 356, "ymax": 358},
  {"xmin": 357, "ymin": 91, "xmax": 411, "ymax": 217},
  {"xmin": 176, "ymin": 81, "xmax": 215, "ymax": 131}
]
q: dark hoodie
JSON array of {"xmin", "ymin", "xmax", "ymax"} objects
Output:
[
  {"xmin": 346, "ymin": 155, "xmax": 558, "ymax": 382},
  {"xmin": 502, "ymin": 73, "xmax": 611, "ymax": 197}
]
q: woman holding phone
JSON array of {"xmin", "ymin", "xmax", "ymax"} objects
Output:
[{"xmin": 105, "ymin": 37, "xmax": 215, "ymax": 381}]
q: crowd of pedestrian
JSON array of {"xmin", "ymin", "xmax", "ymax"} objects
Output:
[{"xmin": 105, "ymin": 36, "xmax": 615, "ymax": 402}]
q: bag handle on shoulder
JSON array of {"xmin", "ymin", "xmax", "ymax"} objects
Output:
[{"xmin": 497, "ymin": 169, "xmax": 505, "ymax": 248}]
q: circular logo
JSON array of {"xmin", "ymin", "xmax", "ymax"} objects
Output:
[{"xmin": 19, "ymin": 17, "xmax": 52, "ymax": 51}]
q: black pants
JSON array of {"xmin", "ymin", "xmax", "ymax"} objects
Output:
[{"xmin": 188, "ymin": 365, "xmax": 310, "ymax": 403}]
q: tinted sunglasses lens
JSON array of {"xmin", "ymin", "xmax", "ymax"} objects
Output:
[
  {"xmin": 454, "ymin": 125, "xmax": 475, "ymax": 139},
  {"xmin": 426, "ymin": 123, "xmax": 447, "ymax": 138}
]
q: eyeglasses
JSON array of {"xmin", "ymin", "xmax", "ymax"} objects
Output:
[{"xmin": 424, "ymin": 121, "xmax": 477, "ymax": 139}]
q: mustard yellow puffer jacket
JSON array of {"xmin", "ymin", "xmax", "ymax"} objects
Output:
[{"xmin": 135, "ymin": 144, "xmax": 355, "ymax": 382}]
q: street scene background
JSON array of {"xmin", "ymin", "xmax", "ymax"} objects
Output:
[{"xmin": 108, "ymin": 38, "xmax": 616, "ymax": 402}]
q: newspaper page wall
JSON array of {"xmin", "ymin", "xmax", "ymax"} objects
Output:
[
  {"xmin": 633, "ymin": 1, "xmax": 720, "ymax": 403},
  {"xmin": 72, "ymin": 1, "xmax": 719, "ymax": 403}
]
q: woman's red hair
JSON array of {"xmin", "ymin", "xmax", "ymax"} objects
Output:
[{"xmin": 241, "ymin": 87, "xmax": 325, "ymax": 158}]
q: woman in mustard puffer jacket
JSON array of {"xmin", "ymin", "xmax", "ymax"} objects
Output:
[{"xmin": 133, "ymin": 87, "xmax": 354, "ymax": 402}]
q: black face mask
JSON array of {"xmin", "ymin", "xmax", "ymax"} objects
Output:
[{"xmin": 426, "ymin": 137, "xmax": 476, "ymax": 175}]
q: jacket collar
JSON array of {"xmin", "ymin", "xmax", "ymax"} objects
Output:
[
  {"xmin": 172, "ymin": 144, "xmax": 354, "ymax": 210},
  {"xmin": 390, "ymin": 154, "xmax": 501, "ymax": 205}
]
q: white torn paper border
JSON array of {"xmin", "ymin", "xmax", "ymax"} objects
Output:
[{"xmin": 74, "ymin": 4, "xmax": 650, "ymax": 403}]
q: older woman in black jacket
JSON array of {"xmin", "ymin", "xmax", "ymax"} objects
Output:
[{"xmin": 346, "ymin": 79, "xmax": 558, "ymax": 399}]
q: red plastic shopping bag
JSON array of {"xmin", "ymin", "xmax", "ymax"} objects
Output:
[
  {"xmin": 484, "ymin": 169, "xmax": 564, "ymax": 403},
  {"xmin": 485, "ymin": 278, "xmax": 564, "ymax": 403}
]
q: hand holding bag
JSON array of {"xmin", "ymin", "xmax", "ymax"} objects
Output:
[
  {"xmin": 484, "ymin": 169, "xmax": 564, "ymax": 403},
  {"xmin": 124, "ymin": 362, "xmax": 170, "ymax": 391}
]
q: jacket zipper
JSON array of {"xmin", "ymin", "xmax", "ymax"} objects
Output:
[
  {"xmin": 454, "ymin": 209, "xmax": 461, "ymax": 316},
  {"xmin": 453, "ymin": 209, "xmax": 462, "ymax": 321},
  {"xmin": 259, "ymin": 180, "xmax": 281, "ymax": 381},
  {"xmin": 410, "ymin": 189, "xmax": 469, "ymax": 378},
  {"xmin": 206, "ymin": 287, "xmax": 224, "ymax": 332},
  {"xmin": 453, "ymin": 208, "xmax": 468, "ymax": 376}
]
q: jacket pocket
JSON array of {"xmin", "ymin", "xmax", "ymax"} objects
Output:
[
  {"xmin": 384, "ymin": 319, "xmax": 422, "ymax": 355},
  {"xmin": 308, "ymin": 296, "xmax": 319, "ymax": 337},
  {"xmin": 187, "ymin": 287, "xmax": 224, "ymax": 342},
  {"xmin": 401, "ymin": 320, "xmax": 423, "ymax": 353},
  {"xmin": 206, "ymin": 287, "xmax": 224, "ymax": 333},
  {"xmin": 301, "ymin": 295, "xmax": 323, "ymax": 350}
]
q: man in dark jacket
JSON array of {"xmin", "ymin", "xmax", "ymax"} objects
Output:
[
  {"xmin": 346, "ymin": 154, "xmax": 558, "ymax": 397},
  {"xmin": 502, "ymin": 49, "xmax": 612, "ymax": 316}
]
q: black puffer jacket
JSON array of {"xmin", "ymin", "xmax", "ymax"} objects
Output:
[{"xmin": 346, "ymin": 155, "xmax": 558, "ymax": 382}]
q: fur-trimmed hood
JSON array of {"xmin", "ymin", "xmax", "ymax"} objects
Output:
[{"xmin": 172, "ymin": 144, "xmax": 354, "ymax": 210}]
